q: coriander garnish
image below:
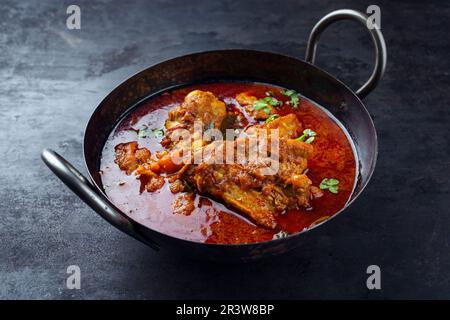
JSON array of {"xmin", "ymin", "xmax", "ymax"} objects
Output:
[
  {"xmin": 263, "ymin": 96, "xmax": 282, "ymax": 106},
  {"xmin": 319, "ymin": 178, "xmax": 340, "ymax": 194},
  {"xmin": 152, "ymin": 128, "xmax": 165, "ymax": 138},
  {"xmin": 138, "ymin": 125, "xmax": 148, "ymax": 138},
  {"xmin": 265, "ymin": 114, "xmax": 280, "ymax": 123},
  {"xmin": 296, "ymin": 128, "xmax": 316, "ymax": 144},
  {"xmin": 281, "ymin": 89, "xmax": 300, "ymax": 108},
  {"xmin": 138, "ymin": 126, "xmax": 164, "ymax": 139},
  {"xmin": 253, "ymin": 96, "xmax": 283, "ymax": 114}
]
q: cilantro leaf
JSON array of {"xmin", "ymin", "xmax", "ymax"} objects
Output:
[
  {"xmin": 281, "ymin": 88, "xmax": 300, "ymax": 108},
  {"xmin": 262, "ymin": 96, "xmax": 282, "ymax": 106},
  {"xmin": 281, "ymin": 89, "xmax": 295, "ymax": 96},
  {"xmin": 138, "ymin": 125, "xmax": 148, "ymax": 138},
  {"xmin": 152, "ymin": 128, "xmax": 164, "ymax": 138},
  {"xmin": 265, "ymin": 114, "xmax": 280, "ymax": 123},
  {"xmin": 137, "ymin": 126, "xmax": 164, "ymax": 139},
  {"xmin": 296, "ymin": 128, "xmax": 317, "ymax": 144},
  {"xmin": 253, "ymin": 100, "xmax": 269, "ymax": 110},
  {"xmin": 290, "ymin": 94, "xmax": 299, "ymax": 107},
  {"xmin": 253, "ymin": 96, "xmax": 282, "ymax": 116},
  {"xmin": 319, "ymin": 178, "xmax": 340, "ymax": 194}
]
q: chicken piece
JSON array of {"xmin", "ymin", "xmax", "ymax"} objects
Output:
[
  {"xmin": 135, "ymin": 164, "xmax": 165, "ymax": 193},
  {"xmin": 245, "ymin": 113, "xmax": 302, "ymax": 139},
  {"xmin": 184, "ymin": 162, "xmax": 279, "ymax": 229},
  {"xmin": 169, "ymin": 178, "xmax": 185, "ymax": 193},
  {"xmin": 152, "ymin": 150, "xmax": 185, "ymax": 174},
  {"xmin": 172, "ymin": 192, "xmax": 195, "ymax": 216},
  {"xmin": 284, "ymin": 174, "xmax": 312, "ymax": 208},
  {"xmin": 158, "ymin": 90, "xmax": 228, "ymax": 172},
  {"xmin": 236, "ymin": 92, "xmax": 257, "ymax": 107},
  {"xmin": 165, "ymin": 90, "xmax": 227, "ymax": 133},
  {"xmin": 181, "ymin": 132, "xmax": 314, "ymax": 229},
  {"xmin": 236, "ymin": 92, "xmax": 275, "ymax": 120},
  {"xmin": 236, "ymin": 92, "xmax": 277, "ymax": 120},
  {"xmin": 277, "ymin": 138, "xmax": 313, "ymax": 183},
  {"xmin": 114, "ymin": 142, "xmax": 151, "ymax": 174},
  {"xmin": 274, "ymin": 138, "xmax": 313, "ymax": 208},
  {"xmin": 114, "ymin": 142, "xmax": 164, "ymax": 193}
]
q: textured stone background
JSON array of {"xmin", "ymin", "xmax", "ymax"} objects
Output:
[{"xmin": 0, "ymin": 0, "xmax": 449, "ymax": 299}]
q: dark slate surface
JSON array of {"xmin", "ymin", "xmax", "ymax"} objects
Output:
[{"xmin": 0, "ymin": 0, "xmax": 449, "ymax": 299}]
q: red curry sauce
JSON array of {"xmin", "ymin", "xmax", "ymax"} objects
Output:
[{"xmin": 100, "ymin": 82, "xmax": 357, "ymax": 244}]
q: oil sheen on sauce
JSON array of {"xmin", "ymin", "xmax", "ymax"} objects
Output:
[{"xmin": 100, "ymin": 82, "xmax": 357, "ymax": 244}]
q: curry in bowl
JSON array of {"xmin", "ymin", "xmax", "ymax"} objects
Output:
[{"xmin": 99, "ymin": 82, "xmax": 357, "ymax": 244}]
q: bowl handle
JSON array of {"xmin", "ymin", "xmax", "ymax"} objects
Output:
[
  {"xmin": 41, "ymin": 149, "xmax": 159, "ymax": 250},
  {"xmin": 305, "ymin": 9, "xmax": 387, "ymax": 99}
]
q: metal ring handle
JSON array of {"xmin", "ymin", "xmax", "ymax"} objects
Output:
[
  {"xmin": 41, "ymin": 149, "xmax": 159, "ymax": 250},
  {"xmin": 305, "ymin": 9, "xmax": 387, "ymax": 99}
]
